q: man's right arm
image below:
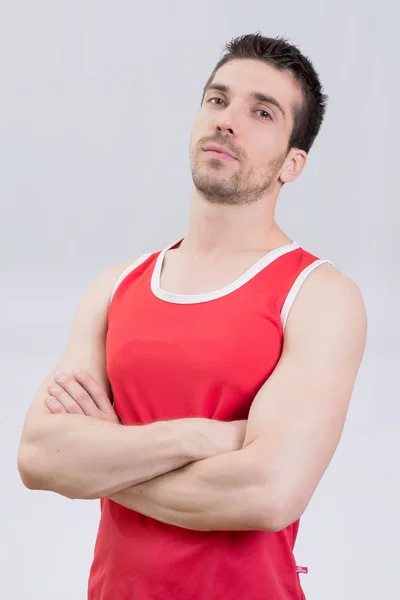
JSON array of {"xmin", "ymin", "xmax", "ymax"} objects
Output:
[{"xmin": 17, "ymin": 261, "xmax": 245, "ymax": 501}]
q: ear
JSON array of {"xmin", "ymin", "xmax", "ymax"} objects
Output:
[{"xmin": 279, "ymin": 149, "xmax": 307, "ymax": 184}]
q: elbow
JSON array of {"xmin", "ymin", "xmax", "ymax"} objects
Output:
[
  {"xmin": 17, "ymin": 441, "xmax": 97, "ymax": 501},
  {"xmin": 253, "ymin": 487, "xmax": 304, "ymax": 533},
  {"xmin": 257, "ymin": 505, "xmax": 293, "ymax": 533},
  {"xmin": 261, "ymin": 513, "xmax": 290, "ymax": 533},
  {"xmin": 17, "ymin": 442, "xmax": 46, "ymax": 491},
  {"xmin": 17, "ymin": 420, "xmax": 56, "ymax": 491}
]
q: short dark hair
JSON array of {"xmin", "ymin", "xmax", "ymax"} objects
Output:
[{"xmin": 201, "ymin": 32, "xmax": 328, "ymax": 154}]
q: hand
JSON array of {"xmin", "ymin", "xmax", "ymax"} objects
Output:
[{"xmin": 46, "ymin": 370, "xmax": 120, "ymax": 423}]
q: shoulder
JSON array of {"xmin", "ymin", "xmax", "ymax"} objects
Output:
[
  {"xmin": 78, "ymin": 257, "xmax": 141, "ymax": 315},
  {"xmin": 285, "ymin": 262, "xmax": 367, "ymax": 357},
  {"xmin": 299, "ymin": 262, "xmax": 365, "ymax": 313},
  {"xmin": 95, "ymin": 257, "xmax": 141, "ymax": 294}
]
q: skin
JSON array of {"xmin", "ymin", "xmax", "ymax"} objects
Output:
[
  {"xmin": 42, "ymin": 58, "xmax": 367, "ymax": 532},
  {"xmin": 181, "ymin": 58, "xmax": 307, "ymax": 264},
  {"xmin": 48, "ymin": 57, "xmax": 308, "ymax": 417},
  {"xmin": 190, "ymin": 58, "xmax": 305, "ymax": 206},
  {"xmin": 47, "ymin": 268, "xmax": 367, "ymax": 531}
]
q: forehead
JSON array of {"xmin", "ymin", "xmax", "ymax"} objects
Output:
[{"xmin": 207, "ymin": 59, "xmax": 302, "ymax": 124}]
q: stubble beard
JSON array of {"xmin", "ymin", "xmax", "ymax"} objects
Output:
[{"xmin": 190, "ymin": 151, "xmax": 286, "ymax": 207}]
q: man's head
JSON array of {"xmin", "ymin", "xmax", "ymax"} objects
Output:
[{"xmin": 189, "ymin": 33, "xmax": 328, "ymax": 206}]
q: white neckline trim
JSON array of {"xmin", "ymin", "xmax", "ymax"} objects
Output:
[
  {"xmin": 150, "ymin": 238, "xmax": 300, "ymax": 305},
  {"xmin": 110, "ymin": 253, "xmax": 153, "ymax": 303}
]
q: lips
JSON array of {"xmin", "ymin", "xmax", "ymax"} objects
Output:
[{"xmin": 203, "ymin": 145, "xmax": 236, "ymax": 159}]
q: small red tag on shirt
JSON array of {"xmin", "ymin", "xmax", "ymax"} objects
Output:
[{"xmin": 296, "ymin": 566, "xmax": 308, "ymax": 574}]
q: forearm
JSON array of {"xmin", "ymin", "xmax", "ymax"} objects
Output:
[
  {"xmin": 110, "ymin": 444, "xmax": 269, "ymax": 531},
  {"xmin": 18, "ymin": 415, "xmax": 206, "ymax": 500}
]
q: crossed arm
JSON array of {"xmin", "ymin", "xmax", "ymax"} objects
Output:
[
  {"xmin": 109, "ymin": 269, "xmax": 367, "ymax": 531},
  {"xmin": 18, "ymin": 265, "xmax": 367, "ymax": 532}
]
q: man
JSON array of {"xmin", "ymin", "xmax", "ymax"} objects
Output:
[{"xmin": 17, "ymin": 33, "xmax": 367, "ymax": 600}]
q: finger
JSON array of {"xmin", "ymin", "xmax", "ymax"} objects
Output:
[
  {"xmin": 46, "ymin": 396, "xmax": 67, "ymax": 414},
  {"xmin": 48, "ymin": 382, "xmax": 85, "ymax": 415},
  {"xmin": 73, "ymin": 370, "xmax": 114, "ymax": 414},
  {"xmin": 53, "ymin": 372, "xmax": 99, "ymax": 417}
]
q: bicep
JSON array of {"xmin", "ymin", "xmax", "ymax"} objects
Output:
[
  {"xmin": 21, "ymin": 261, "xmax": 132, "ymax": 439},
  {"xmin": 242, "ymin": 267, "xmax": 367, "ymax": 525}
]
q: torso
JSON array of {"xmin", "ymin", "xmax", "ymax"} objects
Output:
[{"xmin": 91, "ymin": 237, "xmax": 329, "ymax": 600}]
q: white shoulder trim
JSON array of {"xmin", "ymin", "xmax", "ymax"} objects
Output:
[
  {"xmin": 110, "ymin": 253, "xmax": 152, "ymax": 302},
  {"xmin": 280, "ymin": 259, "xmax": 335, "ymax": 332}
]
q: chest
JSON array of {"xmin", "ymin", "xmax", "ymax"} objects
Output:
[
  {"xmin": 106, "ymin": 283, "xmax": 283, "ymax": 424},
  {"xmin": 159, "ymin": 249, "xmax": 270, "ymax": 295}
]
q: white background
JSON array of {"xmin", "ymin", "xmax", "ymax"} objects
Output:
[{"xmin": 1, "ymin": 1, "xmax": 399, "ymax": 598}]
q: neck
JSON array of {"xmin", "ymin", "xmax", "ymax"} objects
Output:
[{"xmin": 180, "ymin": 185, "xmax": 292, "ymax": 258}]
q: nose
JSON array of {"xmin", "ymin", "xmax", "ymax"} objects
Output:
[
  {"xmin": 216, "ymin": 120, "xmax": 234, "ymax": 135},
  {"xmin": 215, "ymin": 110, "xmax": 238, "ymax": 136}
]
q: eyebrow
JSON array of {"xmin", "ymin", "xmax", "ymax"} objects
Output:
[{"xmin": 204, "ymin": 83, "xmax": 286, "ymax": 120}]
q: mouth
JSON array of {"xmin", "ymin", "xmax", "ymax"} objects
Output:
[{"xmin": 202, "ymin": 146, "xmax": 237, "ymax": 162}]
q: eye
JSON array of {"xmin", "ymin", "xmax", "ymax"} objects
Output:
[
  {"xmin": 207, "ymin": 98, "xmax": 272, "ymax": 121},
  {"xmin": 209, "ymin": 97, "xmax": 226, "ymax": 106},
  {"xmin": 257, "ymin": 109, "xmax": 272, "ymax": 120}
]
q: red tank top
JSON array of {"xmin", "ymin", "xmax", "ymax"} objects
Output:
[{"xmin": 88, "ymin": 237, "xmax": 333, "ymax": 600}]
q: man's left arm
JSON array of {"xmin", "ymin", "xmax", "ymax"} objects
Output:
[{"xmin": 110, "ymin": 265, "xmax": 368, "ymax": 532}]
